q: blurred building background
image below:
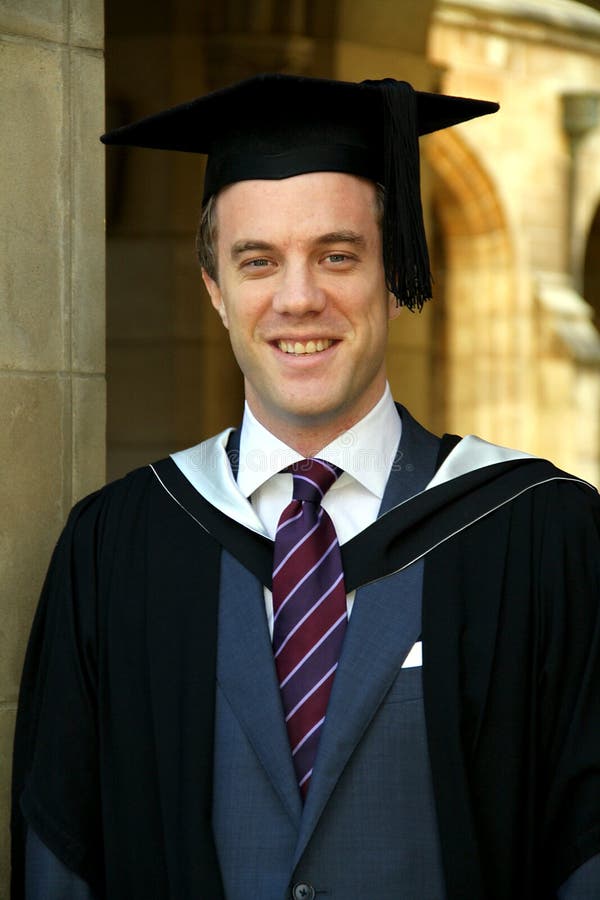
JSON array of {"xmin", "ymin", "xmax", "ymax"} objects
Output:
[{"xmin": 2, "ymin": 0, "xmax": 600, "ymax": 890}]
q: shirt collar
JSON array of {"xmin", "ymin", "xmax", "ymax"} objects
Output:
[{"xmin": 236, "ymin": 383, "xmax": 401, "ymax": 501}]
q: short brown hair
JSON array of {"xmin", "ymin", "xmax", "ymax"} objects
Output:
[{"xmin": 195, "ymin": 192, "xmax": 218, "ymax": 280}]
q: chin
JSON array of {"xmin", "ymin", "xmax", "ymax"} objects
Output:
[{"xmin": 285, "ymin": 401, "xmax": 348, "ymax": 428}]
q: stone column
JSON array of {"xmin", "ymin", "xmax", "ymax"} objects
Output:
[{"xmin": 0, "ymin": 1, "xmax": 105, "ymax": 890}]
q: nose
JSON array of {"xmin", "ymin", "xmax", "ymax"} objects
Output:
[{"xmin": 272, "ymin": 262, "xmax": 326, "ymax": 316}]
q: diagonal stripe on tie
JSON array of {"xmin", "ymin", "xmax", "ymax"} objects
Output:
[
  {"xmin": 280, "ymin": 626, "xmax": 345, "ymax": 720},
  {"xmin": 273, "ymin": 541, "xmax": 339, "ymax": 628},
  {"xmin": 272, "ymin": 458, "xmax": 348, "ymax": 799},
  {"xmin": 276, "ymin": 581, "xmax": 345, "ymax": 667},
  {"xmin": 284, "ymin": 663, "xmax": 338, "ymax": 722},
  {"xmin": 273, "ymin": 511, "xmax": 325, "ymax": 578},
  {"xmin": 279, "ymin": 610, "xmax": 347, "ymax": 691}
]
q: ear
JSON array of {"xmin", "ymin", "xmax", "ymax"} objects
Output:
[
  {"xmin": 388, "ymin": 292, "xmax": 402, "ymax": 322},
  {"xmin": 202, "ymin": 268, "xmax": 229, "ymax": 329}
]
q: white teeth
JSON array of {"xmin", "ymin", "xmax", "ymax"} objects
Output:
[{"xmin": 277, "ymin": 339, "xmax": 333, "ymax": 355}]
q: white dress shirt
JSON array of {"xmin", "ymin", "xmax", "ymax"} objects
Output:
[{"xmin": 236, "ymin": 383, "xmax": 402, "ymax": 634}]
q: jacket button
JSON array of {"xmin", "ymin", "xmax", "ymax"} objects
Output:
[{"xmin": 291, "ymin": 883, "xmax": 315, "ymax": 900}]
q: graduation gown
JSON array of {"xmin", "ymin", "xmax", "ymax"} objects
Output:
[{"xmin": 11, "ymin": 425, "xmax": 600, "ymax": 899}]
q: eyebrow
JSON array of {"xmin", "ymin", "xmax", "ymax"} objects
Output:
[
  {"xmin": 314, "ymin": 231, "xmax": 366, "ymax": 247},
  {"xmin": 230, "ymin": 240, "xmax": 274, "ymax": 260},
  {"xmin": 230, "ymin": 231, "xmax": 366, "ymax": 260}
]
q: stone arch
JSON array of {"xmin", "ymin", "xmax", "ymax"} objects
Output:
[
  {"xmin": 572, "ymin": 124, "xmax": 600, "ymax": 293},
  {"xmin": 583, "ymin": 201, "xmax": 600, "ymax": 330},
  {"xmin": 423, "ymin": 128, "xmax": 519, "ymax": 443}
]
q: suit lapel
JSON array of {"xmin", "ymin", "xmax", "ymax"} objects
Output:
[
  {"xmin": 293, "ymin": 407, "xmax": 440, "ymax": 862},
  {"xmin": 293, "ymin": 560, "xmax": 423, "ymax": 863},
  {"xmin": 217, "ymin": 549, "xmax": 303, "ymax": 827}
]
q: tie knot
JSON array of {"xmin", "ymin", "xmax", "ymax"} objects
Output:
[{"xmin": 289, "ymin": 458, "xmax": 341, "ymax": 504}]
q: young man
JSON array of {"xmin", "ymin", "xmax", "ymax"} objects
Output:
[{"xmin": 12, "ymin": 74, "xmax": 600, "ymax": 899}]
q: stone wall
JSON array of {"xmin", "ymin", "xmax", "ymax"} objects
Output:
[
  {"xmin": 0, "ymin": 1, "xmax": 105, "ymax": 890},
  {"xmin": 430, "ymin": 0, "xmax": 600, "ymax": 483}
]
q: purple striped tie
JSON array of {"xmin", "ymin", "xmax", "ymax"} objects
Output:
[{"xmin": 272, "ymin": 458, "xmax": 347, "ymax": 799}]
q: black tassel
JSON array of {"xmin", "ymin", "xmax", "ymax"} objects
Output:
[{"xmin": 377, "ymin": 79, "xmax": 433, "ymax": 310}]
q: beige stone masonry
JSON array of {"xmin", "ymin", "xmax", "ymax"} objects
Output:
[
  {"xmin": 0, "ymin": 1, "xmax": 105, "ymax": 892},
  {"xmin": 430, "ymin": 0, "xmax": 600, "ymax": 480}
]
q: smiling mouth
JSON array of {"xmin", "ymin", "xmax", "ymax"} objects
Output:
[{"xmin": 277, "ymin": 339, "xmax": 335, "ymax": 355}]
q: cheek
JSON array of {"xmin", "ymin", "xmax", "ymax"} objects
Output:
[
  {"xmin": 388, "ymin": 296, "xmax": 401, "ymax": 321},
  {"xmin": 224, "ymin": 308, "xmax": 258, "ymax": 363},
  {"xmin": 227, "ymin": 290, "xmax": 270, "ymax": 342},
  {"xmin": 365, "ymin": 298, "xmax": 391, "ymax": 341}
]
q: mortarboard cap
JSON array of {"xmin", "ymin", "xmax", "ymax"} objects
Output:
[{"xmin": 101, "ymin": 73, "xmax": 499, "ymax": 310}]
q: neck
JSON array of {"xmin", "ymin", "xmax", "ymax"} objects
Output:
[
  {"xmin": 268, "ymin": 425, "xmax": 347, "ymax": 459},
  {"xmin": 246, "ymin": 397, "xmax": 386, "ymax": 458}
]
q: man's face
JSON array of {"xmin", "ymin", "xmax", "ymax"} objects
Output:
[{"xmin": 202, "ymin": 171, "xmax": 400, "ymax": 441}]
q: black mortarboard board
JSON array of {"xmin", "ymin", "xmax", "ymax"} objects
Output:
[{"xmin": 101, "ymin": 73, "xmax": 499, "ymax": 309}]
